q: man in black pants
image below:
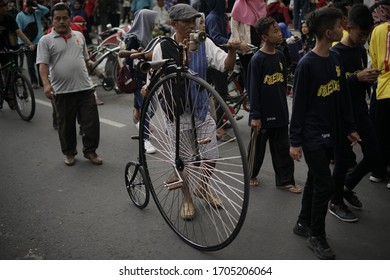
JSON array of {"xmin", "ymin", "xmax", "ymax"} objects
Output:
[
  {"xmin": 290, "ymin": 7, "xmax": 360, "ymax": 260},
  {"xmin": 330, "ymin": 4, "xmax": 380, "ymax": 222},
  {"xmin": 37, "ymin": 3, "xmax": 102, "ymax": 166}
]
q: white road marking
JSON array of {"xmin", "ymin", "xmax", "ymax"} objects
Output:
[{"xmin": 35, "ymin": 98, "xmax": 127, "ymax": 128}]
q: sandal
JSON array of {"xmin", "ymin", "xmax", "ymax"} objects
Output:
[
  {"xmin": 193, "ymin": 188, "xmax": 223, "ymax": 208},
  {"xmin": 249, "ymin": 177, "xmax": 259, "ymax": 187},
  {"xmin": 180, "ymin": 202, "xmax": 195, "ymax": 220},
  {"xmin": 277, "ymin": 185, "xmax": 302, "ymax": 194}
]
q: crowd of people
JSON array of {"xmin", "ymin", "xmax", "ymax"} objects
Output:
[{"xmin": 1, "ymin": 0, "xmax": 390, "ymax": 260}]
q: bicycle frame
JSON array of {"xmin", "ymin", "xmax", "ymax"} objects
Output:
[
  {"xmin": 0, "ymin": 59, "xmax": 17, "ymax": 105},
  {"xmin": 0, "ymin": 61, "xmax": 16, "ymax": 97},
  {"xmin": 89, "ymin": 45, "xmax": 120, "ymax": 74},
  {"xmin": 88, "ymin": 45, "xmax": 120, "ymax": 91}
]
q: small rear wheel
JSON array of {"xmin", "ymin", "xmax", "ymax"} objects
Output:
[
  {"xmin": 125, "ymin": 161, "xmax": 150, "ymax": 209},
  {"xmin": 13, "ymin": 72, "xmax": 35, "ymax": 121}
]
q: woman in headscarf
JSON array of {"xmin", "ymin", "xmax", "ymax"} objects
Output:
[
  {"xmin": 230, "ymin": 0, "xmax": 266, "ymax": 90},
  {"xmin": 119, "ymin": 9, "xmax": 158, "ymax": 154}
]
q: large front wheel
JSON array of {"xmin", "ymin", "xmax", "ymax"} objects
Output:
[
  {"xmin": 139, "ymin": 72, "xmax": 249, "ymax": 251},
  {"xmin": 13, "ymin": 72, "xmax": 35, "ymax": 121}
]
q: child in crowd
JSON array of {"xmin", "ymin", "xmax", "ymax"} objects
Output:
[
  {"xmin": 289, "ymin": 7, "xmax": 360, "ymax": 260},
  {"xmin": 330, "ymin": 4, "xmax": 380, "ymax": 222},
  {"xmin": 246, "ymin": 17, "xmax": 301, "ymax": 194}
]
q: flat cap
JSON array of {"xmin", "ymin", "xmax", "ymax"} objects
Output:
[{"xmin": 169, "ymin": 4, "xmax": 201, "ymax": 21}]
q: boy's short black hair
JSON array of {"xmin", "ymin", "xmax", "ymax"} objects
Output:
[
  {"xmin": 306, "ymin": 7, "xmax": 343, "ymax": 39},
  {"xmin": 348, "ymin": 4, "xmax": 374, "ymax": 30},
  {"xmin": 51, "ymin": 2, "xmax": 71, "ymax": 17},
  {"xmin": 254, "ymin": 17, "xmax": 277, "ymax": 39}
]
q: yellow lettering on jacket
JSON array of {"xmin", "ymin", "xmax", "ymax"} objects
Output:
[
  {"xmin": 263, "ymin": 72, "xmax": 284, "ymax": 85},
  {"xmin": 317, "ymin": 80, "xmax": 340, "ymax": 97}
]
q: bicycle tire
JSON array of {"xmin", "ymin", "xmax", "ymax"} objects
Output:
[
  {"xmin": 125, "ymin": 161, "xmax": 150, "ymax": 209},
  {"xmin": 18, "ymin": 52, "xmax": 24, "ymax": 68},
  {"xmin": 103, "ymin": 51, "xmax": 118, "ymax": 91},
  {"xmin": 14, "ymin": 72, "xmax": 35, "ymax": 121},
  {"xmin": 111, "ymin": 59, "xmax": 121, "ymax": 94},
  {"xmin": 139, "ymin": 72, "xmax": 249, "ymax": 251}
]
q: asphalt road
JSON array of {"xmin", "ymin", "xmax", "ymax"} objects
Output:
[{"xmin": 1, "ymin": 82, "xmax": 390, "ymax": 260}]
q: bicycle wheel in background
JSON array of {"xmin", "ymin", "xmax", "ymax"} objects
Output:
[
  {"xmin": 111, "ymin": 58, "xmax": 121, "ymax": 94},
  {"xmin": 103, "ymin": 51, "xmax": 118, "ymax": 91},
  {"xmin": 125, "ymin": 161, "xmax": 150, "ymax": 209},
  {"xmin": 139, "ymin": 72, "xmax": 249, "ymax": 251},
  {"xmin": 17, "ymin": 51, "xmax": 24, "ymax": 68},
  {"xmin": 13, "ymin": 72, "xmax": 35, "ymax": 121}
]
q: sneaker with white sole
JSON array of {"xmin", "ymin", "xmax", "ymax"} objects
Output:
[
  {"xmin": 144, "ymin": 140, "xmax": 156, "ymax": 154},
  {"xmin": 329, "ymin": 202, "xmax": 358, "ymax": 222},
  {"xmin": 387, "ymin": 183, "xmax": 390, "ymax": 189},
  {"xmin": 343, "ymin": 190, "xmax": 362, "ymax": 209},
  {"xmin": 136, "ymin": 122, "xmax": 140, "ymax": 130},
  {"xmin": 369, "ymin": 174, "xmax": 385, "ymax": 183}
]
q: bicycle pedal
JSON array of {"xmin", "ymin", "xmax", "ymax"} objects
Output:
[
  {"xmin": 197, "ymin": 137, "xmax": 211, "ymax": 145},
  {"xmin": 164, "ymin": 177, "xmax": 183, "ymax": 190},
  {"xmin": 236, "ymin": 115, "xmax": 243, "ymax": 121}
]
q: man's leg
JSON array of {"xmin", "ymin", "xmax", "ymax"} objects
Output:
[
  {"xmin": 54, "ymin": 93, "xmax": 78, "ymax": 156},
  {"xmin": 77, "ymin": 90, "xmax": 100, "ymax": 155}
]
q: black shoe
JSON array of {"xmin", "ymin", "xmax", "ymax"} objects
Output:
[
  {"xmin": 329, "ymin": 202, "xmax": 358, "ymax": 222},
  {"xmin": 293, "ymin": 221, "xmax": 310, "ymax": 237},
  {"xmin": 307, "ymin": 235, "xmax": 335, "ymax": 260},
  {"xmin": 344, "ymin": 190, "xmax": 362, "ymax": 209}
]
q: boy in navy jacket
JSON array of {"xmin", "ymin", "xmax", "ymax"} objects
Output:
[
  {"xmin": 247, "ymin": 17, "xmax": 301, "ymax": 194},
  {"xmin": 289, "ymin": 7, "xmax": 360, "ymax": 260},
  {"xmin": 330, "ymin": 4, "xmax": 380, "ymax": 222}
]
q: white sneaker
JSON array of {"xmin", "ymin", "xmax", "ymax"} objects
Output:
[
  {"xmin": 387, "ymin": 183, "xmax": 390, "ymax": 189},
  {"xmin": 144, "ymin": 140, "xmax": 156, "ymax": 154},
  {"xmin": 136, "ymin": 122, "xmax": 139, "ymax": 130},
  {"xmin": 369, "ymin": 175, "xmax": 383, "ymax": 183}
]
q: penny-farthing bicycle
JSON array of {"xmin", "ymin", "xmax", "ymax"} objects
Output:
[{"xmin": 124, "ymin": 34, "xmax": 249, "ymax": 251}]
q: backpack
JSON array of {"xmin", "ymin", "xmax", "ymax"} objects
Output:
[
  {"xmin": 116, "ymin": 35, "xmax": 139, "ymax": 93},
  {"xmin": 117, "ymin": 63, "xmax": 136, "ymax": 93},
  {"xmin": 23, "ymin": 13, "xmax": 38, "ymax": 42}
]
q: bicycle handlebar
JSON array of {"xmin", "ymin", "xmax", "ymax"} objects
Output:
[
  {"xmin": 0, "ymin": 46, "xmax": 30, "ymax": 55},
  {"xmin": 133, "ymin": 58, "xmax": 173, "ymax": 74}
]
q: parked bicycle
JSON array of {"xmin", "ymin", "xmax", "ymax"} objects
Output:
[
  {"xmin": 87, "ymin": 25, "xmax": 132, "ymax": 93},
  {"xmin": 219, "ymin": 44, "xmax": 257, "ymax": 121},
  {"xmin": 124, "ymin": 34, "xmax": 249, "ymax": 251},
  {"xmin": 0, "ymin": 47, "xmax": 35, "ymax": 121},
  {"xmin": 87, "ymin": 44, "xmax": 121, "ymax": 92}
]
